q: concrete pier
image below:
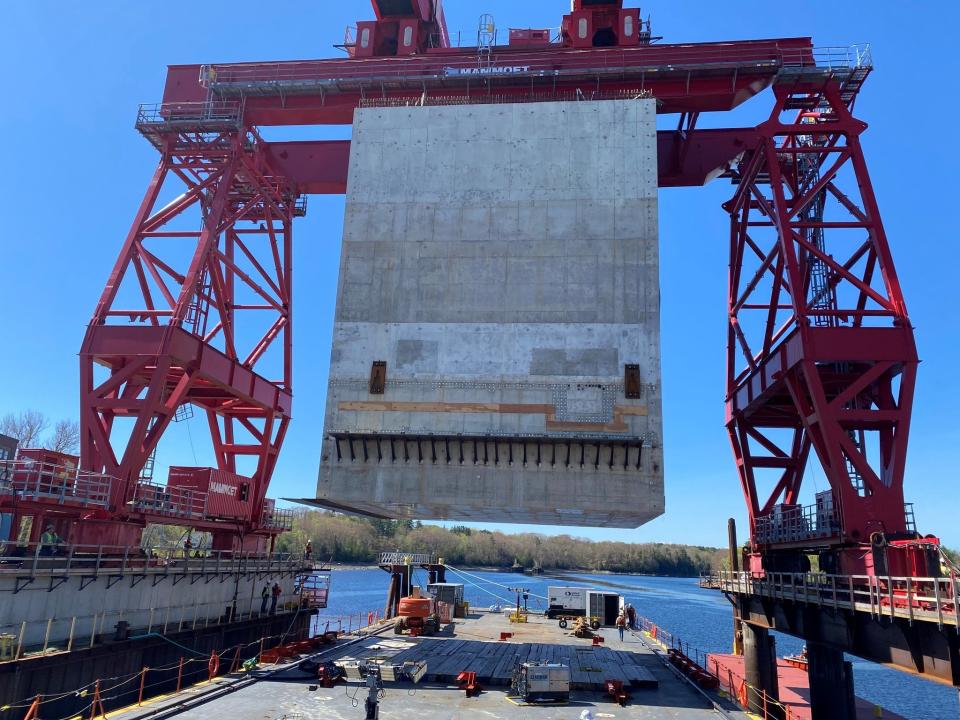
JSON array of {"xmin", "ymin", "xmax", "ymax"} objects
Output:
[{"xmin": 313, "ymin": 98, "xmax": 664, "ymax": 528}]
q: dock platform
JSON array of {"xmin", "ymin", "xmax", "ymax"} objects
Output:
[
  {"xmin": 332, "ymin": 611, "xmax": 659, "ymax": 690},
  {"xmin": 707, "ymin": 653, "xmax": 906, "ymax": 720},
  {"xmin": 108, "ymin": 610, "xmax": 751, "ymax": 720}
]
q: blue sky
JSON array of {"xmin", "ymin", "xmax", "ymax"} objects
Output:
[{"xmin": 1, "ymin": 1, "xmax": 957, "ymax": 548}]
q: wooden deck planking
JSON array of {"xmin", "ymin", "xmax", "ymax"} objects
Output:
[{"xmin": 340, "ymin": 631, "xmax": 660, "ymax": 690}]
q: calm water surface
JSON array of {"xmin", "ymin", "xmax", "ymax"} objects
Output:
[{"xmin": 317, "ymin": 567, "xmax": 957, "ymax": 720}]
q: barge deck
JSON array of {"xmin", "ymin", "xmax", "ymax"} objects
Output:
[{"xmin": 105, "ymin": 610, "xmax": 750, "ymax": 720}]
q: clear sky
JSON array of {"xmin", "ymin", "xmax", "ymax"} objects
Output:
[{"xmin": 1, "ymin": 1, "xmax": 957, "ymax": 548}]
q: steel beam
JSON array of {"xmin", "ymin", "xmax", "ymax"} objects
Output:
[
  {"xmin": 263, "ymin": 129, "xmax": 758, "ymax": 194},
  {"xmin": 161, "ymin": 37, "xmax": 814, "ymax": 122},
  {"xmin": 737, "ymin": 594, "xmax": 960, "ymax": 687}
]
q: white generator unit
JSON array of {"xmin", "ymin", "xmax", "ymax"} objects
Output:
[
  {"xmin": 546, "ymin": 586, "xmax": 587, "ymax": 618},
  {"xmin": 511, "ymin": 662, "xmax": 570, "ymax": 703}
]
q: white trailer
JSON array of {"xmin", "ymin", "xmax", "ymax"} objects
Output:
[
  {"xmin": 546, "ymin": 586, "xmax": 587, "ymax": 618},
  {"xmin": 546, "ymin": 585, "xmax": 624, "ymax": 627}
]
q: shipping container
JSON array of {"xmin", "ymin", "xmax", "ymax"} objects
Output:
[
  {"xmin": 167, "ymin": 467, "xmax": 254, "ymax": 521},
  {"xmin": 587, "ymin": 590, "xmax": 624, "ymax": 626}
]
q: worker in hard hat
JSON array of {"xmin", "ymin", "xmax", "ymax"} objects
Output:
[{"xmin": 40, "ymin": 524, "xmax": 62, "ymax": 556}]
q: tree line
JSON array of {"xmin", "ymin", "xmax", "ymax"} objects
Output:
[
  {"xmin": 275, "ymin": 511, "xmax": 727, "ymax": 577},
  {"xmin": 0, "ymin": 409, "xmax": 80, "ymax": 454}
]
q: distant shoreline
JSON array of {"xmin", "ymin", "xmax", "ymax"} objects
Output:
[{"xmin": 319, "ymin": 562, "xmax": 701, "ymax": 579}]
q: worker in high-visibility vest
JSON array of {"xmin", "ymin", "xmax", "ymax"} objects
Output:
[{"xmin": 40, "ymin": 524, "xmax": 62, "ymax": 556}]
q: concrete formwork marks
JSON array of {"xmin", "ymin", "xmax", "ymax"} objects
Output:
[{"xmin": 316, "ymin": 99, "xmax": 663, "ymax": 528}]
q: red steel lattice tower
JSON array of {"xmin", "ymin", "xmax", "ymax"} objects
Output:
[
  {"xmin": 78, "ymin": 105, "xmax": 302, "ymax": 528},
  {"xmin": 724, "ymin": 71, "xmax": 918, "ymax": 569}
]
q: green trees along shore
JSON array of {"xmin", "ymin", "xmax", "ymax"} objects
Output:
[{"xmin": 276, "ymin": 510, "xmax": 727, "ymax": 577}]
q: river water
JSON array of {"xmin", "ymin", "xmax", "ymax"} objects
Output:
[{"xmin": 316, "ymin": 566, "xmax": 957, "ymax": 719}]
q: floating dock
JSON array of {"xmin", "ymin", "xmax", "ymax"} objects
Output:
[
  {"xmin": 99, "ymin": 610, "xmax": 750, "ymax": 720},
  {"xmin": 707, "ymin": 653, "xmax": 906, "ymax": 720}
]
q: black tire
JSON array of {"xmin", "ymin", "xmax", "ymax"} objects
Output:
[
  {"xmin": 558, "ymin": 619, "xmax": 568, "ymax": 629},
  {"xmin": 590, "ymin": 620, "xmax": 601, "ymax": 631}
]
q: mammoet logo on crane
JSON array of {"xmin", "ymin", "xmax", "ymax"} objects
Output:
[
  {"xmin": 444, "ymin": 65, "xmax": 531, "ymax": 77},
  {"xmin": 209, "ymin": 481, "xmax": 237, "ymax": 496}
]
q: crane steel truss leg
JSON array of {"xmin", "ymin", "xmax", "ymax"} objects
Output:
[
  {"xmin": 79, "ymin": 129, "xmax": 297, "ymax": 517},
  {"xmin": 725, "ymin": 83, "xmax": 918, "ymax": 558}
]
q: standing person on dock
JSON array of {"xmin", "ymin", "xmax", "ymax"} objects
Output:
[
  {"xmin": 40, "ymin": 524, "xmax": 62, "ymax": 556},
  {"xmin": 270, "ymin": 582, "xmax": 281, "ymax": 615},
  {"xmin": 616, "ymin": 613, "xmax": 626, "ymax": 641},
  {"xmin": 625, "ymin": 603, "xmax": 636, "ymax": 630},
  {"xmin": 305, "ymin": 540, "xmax": 313, "ymax": 561},
  {"xmin": 260, "ymin": 584, "xmax": 270, "ymax": 614}
]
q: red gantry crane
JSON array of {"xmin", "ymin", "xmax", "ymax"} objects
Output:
[{"xmin": 1, "ymin": 1, "xmax": 936, "ymax": 580}]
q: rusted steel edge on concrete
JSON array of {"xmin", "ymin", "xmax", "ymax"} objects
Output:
[
  {"xmin": 111, "ymin": 623, "xmax": 396, "ymax": 720},
  {"xmin": 339, "ymin": 400, "xmax": 649, "ymax": 433}
]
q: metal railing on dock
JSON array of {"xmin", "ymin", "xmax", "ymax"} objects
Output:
[
  {"xmin": 378, "ymin": 552, "xmax": 436, "ymax": 566},
  {"xmin": 0, "ymin": 459, "xmax": 113, "ymax": 507},
  {"xmin": 638, "ymin": 615, "xmax": 798, "ymax": 720},
  {"xmin": 701, "ymin": 570, "xmax": 960, "ymax": 628},
  {"xmin": 0, "ymin": 541, "xmax": 310, "ymax": 587}
]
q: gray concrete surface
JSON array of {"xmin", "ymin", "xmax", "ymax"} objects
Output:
[
  {"xmin": 315, "ymin": 99, "xmax": 664, "ymax": 528},
  {"xmin": 0, "ymin": 563, "xmax": 299, "ymax": 648}
]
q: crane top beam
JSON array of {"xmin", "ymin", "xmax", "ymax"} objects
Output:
[{"xmin": 161, "ymin": 36, "xmax": 816, "ymax": 126}]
